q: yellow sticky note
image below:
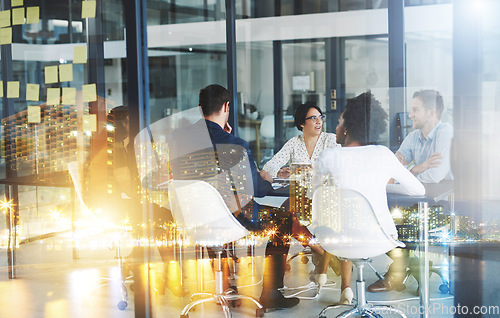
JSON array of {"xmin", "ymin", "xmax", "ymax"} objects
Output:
[
  {"xmin": 0, "ymin": 27, "xmax": 12, "ymax": 45},
  {"xmin": 7, "ymin": 81, "xmax": 19, "ymax": 98},
  {"xmin": 82, "ymin": 84, "xmax": 97, "ymax": 102},
  {"xmin": 0, "ymin": 10, "xmax": 10, "ymax": 28},
  {"xmin": 44, "ymin": 65, "xmax": 58, "ymax": 84},
  {"xmin": 62, "ymin": 87, "xmax": 76, "ymax": 105},
  {"xmin": 46, "ymin": 88, "xmax": 60, "ymax": 105},
  {"xmin": 83, "ymin": 114, "xmax": 97, "ymax": 132},
  {"xmin": 59, "ymin": 64, "xmax": 73, "ymax": 82},
  {"xmin": 12, "ymin": 7, "xmax": 24, "ymax": 25},
  {"xmin": 26, "ymin": 83, "xmax": 40, "ymax": 101},
  {"xmin": 73, "ymin": 46, "xmax": 87, "ymax": 64},
  {"xmin": 12, "ymin": 0, "xmax": 23, "ymax": 7},
  {"xmin": 81, "ymin": 1, "xmax": 96, "ymax": 19},
  {"xmin": 0, "ymin": 81, "xmax": 3, "ymax": 97},
  {"xmin": 28, "ymin": 106, "xmax": 41, "ymax": 123},
  {"xmin": 26, "ymin": 7, "xmax": 40, "ymax": 24}
]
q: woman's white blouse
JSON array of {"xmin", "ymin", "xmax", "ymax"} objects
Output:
[{"xmin": 263, "ymin": 132, "xmax": 339, "ymax": 177}]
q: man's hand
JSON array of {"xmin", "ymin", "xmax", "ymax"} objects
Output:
[
  {"xmin": 411, "ymin": 152, "xmax": 443, "ymax": 175},
  {"xmin": 277, "ymin": 167, "xmax": 290, "ymax": 179},
  {"xmin": 395, "ymin": 151, "xmax": 409, "ymax": 165},
  {"xmin": 260, "ymin": 170, "xmax": 273, "ymax": 183},
  {"xmin": 223, "ymin": 122, "xmax": 232, "ymax": 133}
]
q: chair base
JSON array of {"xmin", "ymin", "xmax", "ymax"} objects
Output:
[
  {"xmin": 319, "ymin": 259, "xmax": 407, "ymax": 318},
  {"xmin": 180, "ymin": 289, "xmax": 264, "ymax": 318},
  {"xmin": 181, "ymin": 249, "xmax": 264, "ymax": 318},
  {"xmin": 403, "ymin": 259, "xmax": 450, "ymax": 295},
  {"xmin": 319, "ymin": 304, "xmax": 407, "ymax": 318}
]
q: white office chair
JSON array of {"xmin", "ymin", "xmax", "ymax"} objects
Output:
[
  {"xmin": 259, "ymin": 115, "xmax": 275, "ymax": 166},
  {"xmin": 259, "ymin": 114, "xmax": 275, "ymax": 140},
  {"xmin": 67, "ymin": 161, "xmax": 130, "ymax": 311},
  {"xmin": 167, "ymin": 179, "xmax": 264, "ymax": 318},
  {"xmin": 309, "ymin": 185, "xmax": 407, "ymax": 318}
]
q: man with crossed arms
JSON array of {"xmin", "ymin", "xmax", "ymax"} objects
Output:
[{"xmin": 369, "ymin": 89, "xmax": 453, "ymax": 292}]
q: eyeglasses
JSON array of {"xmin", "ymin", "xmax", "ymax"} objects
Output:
[{"xmin": 305, "ymin": 114, "xmax": 326, "ymax": 122}]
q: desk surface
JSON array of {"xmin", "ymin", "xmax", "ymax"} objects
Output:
[
  {"xmin": 388, "ymin": 181, "xmax": 454, "ymax": 207},
  {"xmin": 263, "ymin": 180, "xmax": 454, "ymax": 208}
]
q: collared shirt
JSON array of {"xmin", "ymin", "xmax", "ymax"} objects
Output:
[
  {"xmin": 397, "ymin": 121, "xmax": 453, "ymax": 183},
  {"xmin": 204, "ymin": 119, "xmax": 273, "ymax": 198},
  {"xmin": 263, "ymin": 132, "xmax": 339, "ymax": 177}
]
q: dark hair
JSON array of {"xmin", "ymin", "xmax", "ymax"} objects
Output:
[
  {"xmin": 413, "ymin": 89, "xmax": 444, "ymax": 119},
  {"xmin": 108, "ymin": 105, "xmax": 129, "ymax": 142},
  {"xmin": 198, "ymin": 84, "xmax": 231, "ymax": 117},
  {"xmin": 294, "ymin": 102, "xmax": 323, "ymax": 131},
  {"xmin": 342, "ymin": 91, "xmax": 388, "ymax": 145}
]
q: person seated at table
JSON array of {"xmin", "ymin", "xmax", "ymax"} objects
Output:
[
  {"xmin": 260, "ymin": 102, "xmax": 342, "ymax": 279},
  {"xmin": 167, "ymin": 84, "xmax": 305, "ymax": 311},
  {"xmin": 262, "ymin": 102, "xmax": 339, "ymax": 179},
  {"xmin": 368, "ymin": 89, "xmax": 453, "ymax": 292},
  {"xmin": 312, "ymin": 91, "xmax": 425, "ymax": 304}
]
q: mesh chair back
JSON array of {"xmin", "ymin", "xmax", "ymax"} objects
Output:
[{"xmin": 310, "ymin": 186, "xmax": 403, "ymax": 259}]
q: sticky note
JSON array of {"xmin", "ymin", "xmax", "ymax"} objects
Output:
[
  {"xmin": 47, "ymin": 88, "xmax": 60, "ymax": 105},
  {"xmin": 81, "ymin": 1, "xmax": 96, "ymax": 19},
  {"xmin": 0, "ymin": 81, "xmax": 3, "ymax": 97},
  {"xmin": 83, "ymin": 114, "xmax": 97, "ymax": 132},
  {"xmin": 82, "ymin": 84, "xmax": 97, "ymax": 102},
  {"xmin": 26, "ymin": 7, "xmax": 40, "ymax": 24},
  {"xmin": 28, "ymin": 106, "xmax": 41, "ymax": 123},
  {"xmin": 62, "ymin": 87, "xmax": 76, "ymax": 105},
  {"xmin": 12, "ymin": 0, "xmax": 23, "ymax": 7},
  {"xmin": 0, "ymin": 10, "xmax": 10, "ymax": 28},
  {"xmin": 0, "ymin": 27, "xmax": 12, "ymax": 45},
  {"xmin": 7, "ymin": 81, "xmax": 19, "ymax": 98},
  {"xmin": 59, "ymin": 64, "xmax": 73, "ymax": 82},
  {"xmin": 44, "ymin": 65, "xmax": 58, "ymax": 84},
  {"xmin": 26, "ymin": 83, "xmax": 40, "ymax": 101},
  {"xmin": 73, "ymin": 46, "xmax": 87, "ymax": 64},
  {"xmin": 12, "ymin": 7, "xmax": 24, "ymax": 25}
]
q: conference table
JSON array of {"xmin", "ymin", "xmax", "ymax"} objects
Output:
[{"xmin": 258, "ymin": 179, "xmax": 454, "ymax": 210}]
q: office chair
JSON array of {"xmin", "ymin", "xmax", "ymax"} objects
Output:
[
  {"xmin": 394, "ymin": 181, "xmax": 454, "ymax": 295},
  {"xmin": 259, "ymin": 114, "xmax": 275, "ymax": 166},
  {"xmin": 67, "ymin": 161, "xmax": 130, "ymax": 311},
  {"xmin": 310, "ymin": 185, "xmax": 407, "ymax": 318},
  {"xmin": 167, "ymin": 179, "xmax": 264, "ymax": 318}
]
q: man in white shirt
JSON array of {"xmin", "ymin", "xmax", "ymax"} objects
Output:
[{"xmin": 368, "ymin": 89, "xmax": 453, "ymax": 293}]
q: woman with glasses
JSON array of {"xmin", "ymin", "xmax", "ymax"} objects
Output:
[
  {"xmin": 262, "ymin": 102, "xmax": 339, "ymax": 179},
  {"xmin": 261, "ymin": 102, "xmax": 341, "ymax": 285}
]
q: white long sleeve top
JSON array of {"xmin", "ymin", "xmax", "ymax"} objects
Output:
[
  {"xmin": 263, "ymin": 132, "xmax": 339, "ymax": 177},
  {"xmin": 312, "ymin": 145, "xmax": 425, "ymax": 238}
]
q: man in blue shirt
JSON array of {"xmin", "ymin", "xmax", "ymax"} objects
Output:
[
  {"xmin": 171, "ymin": 84, "xmax": 300, "ymax": 310},
  {"xmin": 369, "ymin": 89, "xmax": 453, "ymax": 293},
  {"xmin": 395, "ymin": 89, "xmax": 453, "ymax": 183}
]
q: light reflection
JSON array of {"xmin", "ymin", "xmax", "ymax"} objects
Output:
[{"xmin": 44, "ymin": 299, "xmax": 70, "ymax": 318}]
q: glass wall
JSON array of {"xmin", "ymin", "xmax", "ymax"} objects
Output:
[{"xmin": 1, "ymin": 1, "xmax": 499, "ymax": 317}]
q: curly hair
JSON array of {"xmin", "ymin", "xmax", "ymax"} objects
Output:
[
  {"xmin": 342, "ymin": 91, "xmax": 388, "ymax": 145},
  {"xmin": 294, "ymin": 102, "xmax": 323, "ymax": 131}
]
